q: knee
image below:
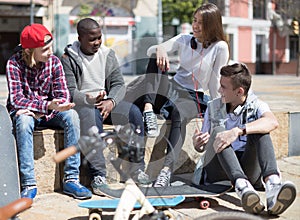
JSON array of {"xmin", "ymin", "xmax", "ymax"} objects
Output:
[
  {"xmin": 64, "ymin": 109, "xmax": 80, "ymax": 128},
  {"xmin": 70, "ymin": 109, "xmax": 80, "ymax": 122},
  {"xmin": 170, "ymin": 109, "xmax": 183, "ymax": 126},
  {"xmin": 129, "ymin": 104, "xmax": 143, "ymax": 118},
  {"xmin": 249, "ymin": 133, "xmax": 271, "ymax": 142},
  {"xmin": 14, "ymin": 114, "xmax": 34, "ymax": 132}
]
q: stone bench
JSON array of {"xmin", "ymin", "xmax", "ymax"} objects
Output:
[
  {"xmin": 33, "ymin": 112, "xmax": 290, "ymax": 195},
  {"xmin": 32, "ymin": 125, "xmax": 115, "ymax": 195},
  {"xmin": 33, "ymin": 129, "xmax": 64, "ymax": 194},
  {"xmin": 32, "ymin": 120, "xmax": 201, "ymax": 194}
]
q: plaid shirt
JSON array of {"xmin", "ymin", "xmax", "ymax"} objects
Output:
[{"xmin": 6, "ymin": 51, "xmax": 70, "ymax": 120}]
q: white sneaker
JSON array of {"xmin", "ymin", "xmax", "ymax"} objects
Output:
[
  {"xmin": 266, "ymin": 180, "xmax": 296, "ymax": 215},
  {"xmin": 235, "ymin": 178, "xmax": 265, "ymax": 214},
  {"xmin": 153, "ymin": 167, "xmax": 171, "ymax": 187},
  {"xmin": 143, "ymin": 110, "xmax": 159, "ymax": 137}
]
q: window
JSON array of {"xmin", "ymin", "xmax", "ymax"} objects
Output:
[
  {"xmin": 253, "ymin": 0, "xmax": 266, "ymax": 19},
  {"xmin": 209, "ymin": 0, "xmax": 225, "ymax": 16},
  {"xmin": 275, "ymin": 0, "xmax": 300, "ymax": 20},
  {"xmin": 228, "ymin": 33, "xmax": 234, "ymax": 61},
  {"xmin": 290, "ymin": 36, "xmax": 299, "ymax": 60}
]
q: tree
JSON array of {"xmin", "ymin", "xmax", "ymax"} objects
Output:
[{"xmin": 162, "ymin": 0, "xmax": 204, "ymax": 25}]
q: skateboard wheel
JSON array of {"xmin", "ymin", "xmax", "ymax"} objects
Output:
[
  {"xmin": 199, "ymin": 200, "xmax": 210, "ymax": 209},
  {"xmin": 89, "ymin": 211, "xmax": 102, "ymax": 220},
  {"xmin": 163, "ymin": 210, "xmax": 174, "ymax": 219}
]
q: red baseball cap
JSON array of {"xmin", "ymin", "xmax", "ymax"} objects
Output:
[{"xmin": 20, "ymin": 23, "xmax": 53, "ymax": 49}]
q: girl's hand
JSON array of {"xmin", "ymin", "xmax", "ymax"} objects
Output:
[
  {"xmin": 156, "ymin": 46, "xmax": 170, "ymax": 71},
  {"xmin": 48, "ymin": 99, "xmax": 75, "ymax": 112}
]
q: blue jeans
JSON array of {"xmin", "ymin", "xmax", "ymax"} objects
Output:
[
  {"xmin": 75, "ymin": 101, "xmax": 145, "ymax": 178},
  {"xmin": 12, "ymin": 109, "xmax": 81, "ymax": 187}
]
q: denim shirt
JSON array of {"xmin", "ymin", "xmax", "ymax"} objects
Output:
[
  {"xmin": 202, "ymin": 91, "xmax": 269, "ymax": 132},
  {"xmin": 193, "ymin": 91, "xmax": 270, "ymax": 184}
]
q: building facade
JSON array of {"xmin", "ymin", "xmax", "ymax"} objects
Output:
[
  {"xmin": 210, "ymin": 0, "xmax": 299, "ymax": 74},
  {"xmin": 0, "ymin": 0, "xmax": 298, "ymax": 75}
]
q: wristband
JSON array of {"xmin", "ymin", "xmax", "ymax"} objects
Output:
[{"xmin": 238, "ymin": 124, "xmax": 247, "ymax": 136}]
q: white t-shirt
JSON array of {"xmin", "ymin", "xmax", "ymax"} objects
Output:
[
  {"xmin": 78, "ymin": 50, "xmax": 105, "ymax": 97},
  {"xmin": 147, "ymin": 34, "xmax": 229, "ymax": 99},
  {"xmin": 69, "ymin": 41, "xmax": 109, "ymax": 97}
]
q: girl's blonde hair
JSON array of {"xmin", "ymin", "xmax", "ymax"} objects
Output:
[
  {"xmin": 21, "ymin": 35, "xmax": 52, "ymax": 67},
  {"xmin": 22, "ymin": 48, "xmax": 36, "ymax": 67}
]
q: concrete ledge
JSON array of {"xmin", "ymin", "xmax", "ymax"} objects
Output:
[
  {"xmin": 33, "ymin": 112, "xmax": 292, "ymax": 194},
  {"xmin": 271, "ymin": 112, "xmax": 289, "ymax": 158},
  {"xmin": 145, "ymin": 118, "xmax": 202, "ymax": 180},
  {"xmin": 33, "ymin": 129, "xmax": 64, "ymax": 195}
]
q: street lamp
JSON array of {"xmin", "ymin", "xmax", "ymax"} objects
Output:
[
  {"xmin": 30, "ymin": 0, "xmax": 35, "ymax": 24},
  {"xmin": 157, "ymin": 0, "xmax": 163, "ymax": 43}
]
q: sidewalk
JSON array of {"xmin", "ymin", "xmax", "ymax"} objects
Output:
[
  {"xmin": 1, "ymin": 74, "xmax": 300, "ymax": 111},
  {"xmin": 0, "ymin": 74, "xmax": 299, "ymax": 219},
  {"xmin": 17, "ymin": 156, "xmax": 300, "ymax": 220}
]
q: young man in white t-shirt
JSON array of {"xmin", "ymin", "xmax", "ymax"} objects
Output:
[{"xmin": 193, "ymin": 63, "xmax": 296, "ymax": 215}]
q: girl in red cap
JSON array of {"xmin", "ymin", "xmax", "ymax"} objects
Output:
[{"xmin": 6, "ymin": 23, "xmax": 92, "ymax": 200}]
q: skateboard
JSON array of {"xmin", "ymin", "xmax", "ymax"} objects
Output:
[
  {"xmin": 97, "ymin": 181, "xmax": 232, "ymax": 209},
  {"xmin": 0, "ymin": 104, "xmax": 33, "ymax": 220},
  {"xmin": 0, "ymin": 104, "xmax": 20, "ymax": 207},
  {"xmin": 79, "ymin": 195, "xmax": 185, "ymax": 220}
]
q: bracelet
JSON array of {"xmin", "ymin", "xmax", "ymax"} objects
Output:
[
  {"xmin": 110, "ymin": 99, "xmax": 116, "ymax": 108},
  {"xmin": 238, "ymin": 124, "xmax": 247, "ymax": 136}
]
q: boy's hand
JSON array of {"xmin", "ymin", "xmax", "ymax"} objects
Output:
[
  {"xmin": 95, "ymin": 99, "xmax": 114, "ymax": 120},
  {"xmin": 86, "ymin": 90, "xmax": 107, "ymax": 104},
  {"xmin": 213, "ymin": 128, "xmax": 239, "ymax": 153},
  {"xmin": 193, "ymin": 128, "xmax": 210, "ymax": 152}
]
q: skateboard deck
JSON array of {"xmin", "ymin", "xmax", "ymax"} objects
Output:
[
  {"xmin": 0, "ymin": 104, "xmax": 20, "ymax": 207},
  {"xmin": 79, "ymin": 196, "xmax": 184, "ymax": 220},
  {"xmin": 97, "ymin": 181, "xmax": 233, "ymax": 199},
  {"xmin": 79, "ymin": 195, "xmax": 185, "ymax": 210}
]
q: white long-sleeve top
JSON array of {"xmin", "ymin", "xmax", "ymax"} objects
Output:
[{"xmin": 147, "ymin": 34, "xmax": 229, "ymax": 99}]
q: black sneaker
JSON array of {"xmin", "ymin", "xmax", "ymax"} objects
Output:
[
  {"xmin": 91, "ymin": 175, "xmax": 107, "ymax": 196},
  {"xmin": 143, "ymin": 110, "xmax": 159, "ymax": 137},
  {"xmin": 132, "ymin": 169, "xmax": 152, "ymax": 186},
  {"xmin": 153, "ymin": 167, "xmax": 171, "ymax": 187}
]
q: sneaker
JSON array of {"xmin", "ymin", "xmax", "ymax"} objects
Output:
[
  {"xmin": 63, "ymin": 179, "xmax": 92, "ymax": 200},
  {"xmin": 235, "ymin": 178, "xmax": 265, "ymax": 214},
  {"xmin": 266, "ymin": 180, "xmax": 296, "ymax": 215},
  {"xmin": 153, "ymin": 167, "xmax": 171, "ymax": 187},
  {"xmin": 132, "ymin": 169, "xmax": 152, "ymax": 185},
  {"xmin": 143, "ymin": 110, "xmax": 159, "ymax": 137},
  {"xmin": 91, "ymin": 175, "xmax": 107, "ymax": 196},
  {"xmin": 21, "ymin": 185, "xmax": 37, "ymax": 199}
]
